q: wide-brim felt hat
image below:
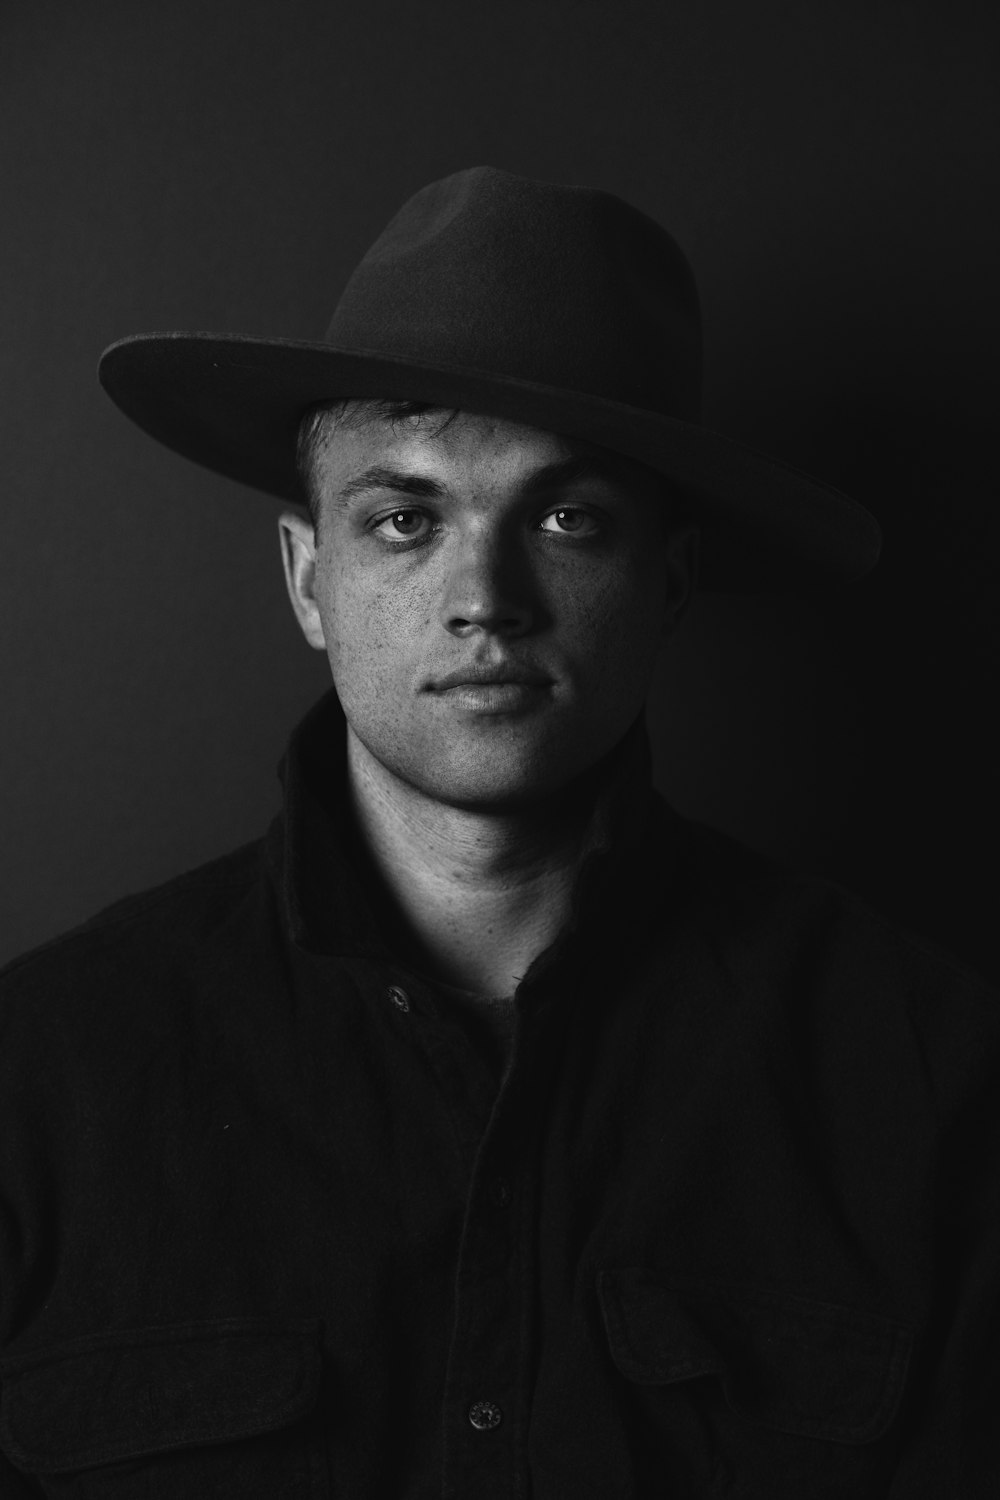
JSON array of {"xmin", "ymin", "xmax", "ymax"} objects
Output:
[{"xmin": 98, "ymin": 165, "xmax": 880, "ymax": 590}]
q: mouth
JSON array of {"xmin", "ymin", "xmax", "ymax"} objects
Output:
[
  {"xmin": 427, "ymin": 663, "xmax": 553, "ymax": 713},
  {"xmin": 429, "ymin": 662, "xmax": 552, "ymax": 692}
]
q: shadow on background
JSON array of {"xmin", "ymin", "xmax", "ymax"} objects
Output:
[{"xmin": 651, "ymin": 407, "xmax": 997, "ymax": 979}]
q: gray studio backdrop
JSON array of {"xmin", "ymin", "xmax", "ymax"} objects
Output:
[{"xmin": 2, "ymin": 0, "xmax": 997, "ymax": 973}]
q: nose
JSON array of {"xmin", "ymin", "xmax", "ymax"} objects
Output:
[{"xmin": 439, "ymin": 527, "xmax": 538, "ymax": 639}]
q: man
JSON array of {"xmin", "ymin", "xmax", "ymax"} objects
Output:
[{"xmin": 0, "ymin": 166, "xmax": 995, "ymax": 1497}]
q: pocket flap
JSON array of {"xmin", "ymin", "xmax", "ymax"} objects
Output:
[
  {"xmin": 0, "ymin": 1317, "xmax": 322, "ymax": 1475},
  {"xmin": 598, "ymin": 1270, "xmax": 912, "ymax": 1445}
]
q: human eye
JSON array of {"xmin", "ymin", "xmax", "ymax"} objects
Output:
[
  {"xmin": 538, "ymin": 506, "xmax": 602, "ymax": 538},
  {"xmin": 369, "ymin": 507, "xmax": 435, "ymax": 546}
]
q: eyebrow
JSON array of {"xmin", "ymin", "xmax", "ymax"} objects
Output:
[
  {"xmin": 337, "ymin": 465, "xmax": 443, "ymax": 505},
  {"xmin": 336, "ymin": 453, "xmax": 630, "ymax": 507}
]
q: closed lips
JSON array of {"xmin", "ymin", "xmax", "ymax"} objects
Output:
[{"xmin": 430, "ymin": 667, "xmax": 551, "ymax": 691}]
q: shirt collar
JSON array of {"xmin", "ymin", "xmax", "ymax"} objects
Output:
[{"xmin": 267, "ymin": 688, "xmax": 681, "ymax": 965}]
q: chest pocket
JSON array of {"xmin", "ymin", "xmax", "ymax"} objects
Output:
[
  {"xmin": 0, "ymin": 1317, "xmax": 327, "ymax": 1499},
  {"xmin": 598, "ymin": 1270, "xmax": 913, "ymax": 1498}
]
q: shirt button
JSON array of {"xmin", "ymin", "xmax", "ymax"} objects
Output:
[
  {"xmin": 468, "ymin": 1400, "xmax": 503, "ymax": 1431},
  {"xmin": 492, "ymin": 1177, "xmax": 512, "ymax": 1209},
  {"xmin": 387, "ymin": 985, "xmax": 411, "ymax": 1014}
]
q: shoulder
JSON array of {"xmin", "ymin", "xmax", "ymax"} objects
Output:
[
  {"xmin": 665, "ymin": 809, "xmax": 1000, "ymax": 1107},
  {"xmin": 0, "ymin": 837, "xmax": 270, "ymax": 1024},
  {"xmin": 675, "ymin": 807, "xmax": 994, "ymax": 995},
  {"xmin": 665, "ymin": 816, "xmax": 1000, "ymax": 1140},
  {"xmin": 0, "ymin": 837, "xmax": 285, "ymax": 1151}
]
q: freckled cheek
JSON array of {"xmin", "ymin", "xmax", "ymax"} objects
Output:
[{"xmin": 321, "ymin": 577, "xmax": 431, "ymax": 687}]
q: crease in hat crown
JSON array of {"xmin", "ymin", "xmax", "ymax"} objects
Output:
[
  {"xmin": 97, "ymin": 163, "xmax": 882, "ymax": 589},
  {"xmin": 327, "ymin": 167, "xmax": 704, "ymax": 421}
]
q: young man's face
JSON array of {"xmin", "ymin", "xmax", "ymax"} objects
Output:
[{"xmin": 281, "ymin": 409, "xmax": 697, "ymax": 811}]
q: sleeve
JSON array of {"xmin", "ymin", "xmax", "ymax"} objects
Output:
[
  {"xmin": 889, "ymin": 981, "xmax": 1000, "ymax": 1494},
  {"xmin": 889, "ymin": 1222, "xmax": 1000, "ymax": 1494}
]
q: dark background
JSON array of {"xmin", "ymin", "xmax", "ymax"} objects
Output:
[{"xmin": 1, "ymin": 0, "xmax": 997, "ymax": 975}]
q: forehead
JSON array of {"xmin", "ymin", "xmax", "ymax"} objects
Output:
[{"xmin": 310, "ymin": 407, "xmax": 661, "ymax": 497}]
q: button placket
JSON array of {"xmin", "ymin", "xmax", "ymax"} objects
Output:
[{"xmin": 441, "ymin": 1039, "xmax": 540, "ymax": 1492}]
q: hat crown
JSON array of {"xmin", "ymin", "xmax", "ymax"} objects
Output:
[{"xmin": 328, "ymin": 166, "xmax": 703, "ymax": 420}]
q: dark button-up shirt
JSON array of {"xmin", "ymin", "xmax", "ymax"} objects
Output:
[{"xmin": 0, "ymin": 691, "xmax": 997, "ymax": 1497}]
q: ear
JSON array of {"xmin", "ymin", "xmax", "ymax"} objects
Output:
[
  {"xmin": 278, "ymin": 510, "xmax": 327, "ymax": 651},
  {"xmin": 662, "ymin": 523, "xmax": 700, "ymax": 635}
]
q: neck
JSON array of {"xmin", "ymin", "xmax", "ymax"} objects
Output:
[{"xmin": 346, "ymin": 730, "xmax": 598, "ymax": 995}]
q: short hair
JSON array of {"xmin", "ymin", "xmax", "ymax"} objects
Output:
[
  {"xmin": 295, "ymin": 400, "xmax": 457, "ymax": 533},
  {"xmin": 294, "ymin": 399, "xmax": 692, "ymax": 537}
]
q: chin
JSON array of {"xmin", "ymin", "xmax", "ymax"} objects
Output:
[
  {"xmin": 409, "ymin": 769, "xmax": 551, "ymax": 813},
  {"xmin": 405, "ymin": 742, "xmax": 601, "ymax": 813},
  {"xmin": 353, "ymin": 709, "xmax": 622, "ymax": 811}
]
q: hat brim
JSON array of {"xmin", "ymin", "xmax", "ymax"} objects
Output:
[{"xmin": 98, "ymin": 331, "xmax": 881, "ymax": 591}]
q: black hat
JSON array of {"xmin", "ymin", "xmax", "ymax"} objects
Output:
[{"xmin": 98, "ymin": 165, "xmax": 880, "ymax": 590}]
